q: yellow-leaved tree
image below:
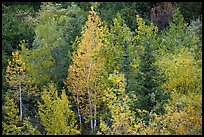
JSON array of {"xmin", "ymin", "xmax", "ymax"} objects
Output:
[
  {"xmin": 6, "ymin": 51, "xmax": 26, "ymax": 122},
  {"xmin": 38, "ymin": 82, "xmax": 80, "ymax": 135},
  {"xmin": 4, "ymin": 50, "xmax": 40, "ymax": 134},
  {"xmin": 154, "ymin": 47, "xmax": 202, "ymax": 135},
  {"xmin": 2, "ymin": 95, "xmax": 23, "ymax": 135},
  {"xmin": 98, "ymin": 72, "xmax": 148, "ymax": 135},
  {"xmin": 3, "ymin": 95, "xmax": 40, "ymax": 135},
  {"xmin": 64, "ymin": 6, "xmax": 107, "ymax": 132}
]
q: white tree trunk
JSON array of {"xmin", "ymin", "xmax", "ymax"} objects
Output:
[
  {"xmin": 76, "ymin": 91, "xmax": 82, "ymax": 129},
  {"xmin": 87, "ymin": 87, "xmax": 93, "ymax": 129},
  {"xmin": 94, "ymin": 104, "xmax": 96, "ymax": 128},
  {"xmin": 86, "ymin": 62, "xmax": 93, "ymax": 129},
  {"xmin": 19, "ymin": 82, "xmax": 23, "ymax": 121},
  {"xmin": 17, "ymin": 72, "xmax": 23, "ymax": 121}
]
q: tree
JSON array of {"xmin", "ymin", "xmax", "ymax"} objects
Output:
[
  {"xmin": 156, "ymin": 47, "xmax": 201, "ymax": 95},
  {"xmin": 150, "ymin": 2, "xmax": 175, "ymax": 30},
  {"xmin": 156, "ymin": 8, "xmax": 200, "ymax": 54},
  {"xmin": 29, "ymin": 2, "xmax": 65, "ymax": 89},
  {"xmin": 2, "ymin": 50, "xmax": 9, "ymax": 99},
  {"xmin": 24, "ymin": 44, "xmax": 54, "ymax": 89},
  {"xmin": 6, "ymin": 50, "xmax": 26, "ymax": 121},
  {"xmin": 133, "ymin": 15, "xmax": 169, "ymax": 116},
  {"xmin": 2, "ymin": 95, "xmax": 40, "ymax": 135},
  {"xmin": 2, "ymin": 2, "xmax": 38, "ymax": 110},
  {"xmin": 95, "ymin": 2, "xmax": 158, "ymax": 31},
  {"xmin": 187, "ymin": 17, "xmax": 202, "ymax": 66},
  {"xmin": 148, "ymin": 8, "xmax": 202, "ymax": 135},
  {"xmin": 26, "ymin": 2, "xmax": 86, "ymax": 89},
  {"xmin": 104, "ymin": 13, "xmax": 133, "ymax": 74},
  {"xmin": 65, "ymin": 6, "xmax": 106, "ymax": 132},
  {"xmin": 2, "ymin": 95, "xmax": 23, "ymax": 135},
  {"xmin": 38, "ymin": 82, "xmax": 80, "ymax": 135},
  {"xmin": 5, "ymin": 41, "xmax": 42, "ymax": 135},
  {"xmin": 98, "ymin": 72, "xmax": 138, "ymax": 135},
  {"xmin": 176, "ymin": 2, "xmax": 202, "ymax": 24},
  {"xmin": 155, "ymin": 9, "xmax": 202, "ymax": 95},
  {"xmin": 101, "ymin": 12, "xmax": 137, "ymax": 95},
  {"xmin": 142, "ymin": 90, "xmax": 202, "ymax": 135},
  {"xmin": 2, "ymin": 3, "xmax": 36, "ymax": 54}
]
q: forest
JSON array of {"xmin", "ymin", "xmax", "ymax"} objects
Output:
[{"xmin": 2, "ymin": 2, "xmax": 202, "ymax": 135}]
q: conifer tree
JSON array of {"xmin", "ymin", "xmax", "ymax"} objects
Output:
[
  {"xmin": 103, "ymin": 13, "xmax": 135, "ymax": 84},
  {"xmin": 134, "ymin": 16, "xmax": 170, "ymax": 116}
]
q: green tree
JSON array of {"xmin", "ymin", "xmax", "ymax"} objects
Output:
[
  {"xmin": 95, "ymin": 2, "xmax": 158, "ymax": 31},
  {"xmin": 101, "ymin": 13, "xmax": 137, "ymax": 95},
  {"xmin": 38, "ymin": 82, "xmax": 80, "ymax": 135},
  {"xmin": 18, "ymin": 41, "xmax": 45, "ymax": 131},
  {"xmin": 176, "ymin": 2, "xmax": 202, "ymax": 23},
  {"xmin": 187, "ymin": 17, "xmax": 202, "ymax": 65},
  {"xmin": 104, "ymin": 13, "xmax": 133, "ymax": 73},
  {"xmin": 2, "ymin": 50, "xmax": 9, "ymax": 98},
  {"xmin": 30, "ymin": 2, "xmax": 65, "ymax": 88},
  {"xmin": 25, "ymin": 45, "xmax": 54, "ymax": 89},
  {"xmin": 133, "ymin": 15, "xmax": 169, "ymax": 116},
  {"xmin": 157, "ymin": 9, "xmax": 200, "ymax": 54},
  {"xmin": 2, "ymin": 3, "xmax": 36, "ymax": 54},
  {"xmin": 2, "ymin": 2, "xmax": 38, "ymax": 103},
  {"xmin": 26, "ymin": 2, "xmax": 86, "ymax": 89}
]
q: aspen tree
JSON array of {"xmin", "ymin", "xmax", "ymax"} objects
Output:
[
  {"xmin": 65, "ymin": 6, "xmax": 106, "ymax": 131},
  {"xmin": 38, "ymin": 82, "xmax": 80, "ymax": 135},
  {"xmin": 2, "ymin": 96, "xmax": 22, "ymax": 135},
  {"xmin": 98, "ymin": 72, "xmax": 143, "ymax": 135},
  {"xmin": 6, "ymin": 51, "xmax": 26, "ymax": 121},
  {"xmin": 3, "ymin": 94, "xmax": 40, "ymax": 135}
]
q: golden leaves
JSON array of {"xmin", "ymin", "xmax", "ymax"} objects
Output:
[
  {"xmin": 38, "ymin": 83, "xmax": 79, "ymax": 135},
  {"xmin": 6, "ymin": 51, "xmax": 26, "ymax": 93}
]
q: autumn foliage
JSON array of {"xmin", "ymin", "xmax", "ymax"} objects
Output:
[{"xmin": 2, "ymin": 3, "xmax": 202, "ymax": 135}]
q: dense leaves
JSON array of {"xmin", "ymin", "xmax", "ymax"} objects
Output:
[
  {"xmin": 64, "ymin": 6, "xmax": 107, "ymax": 133},
  {"xmin": 2, "ymin": 2, "xmax": 202, "ymax": 135},
  {"xmin": 38, "ymin": 83, "xmax": 79, "ymax": 135},
  {"xmin": 2, "ymin": 95, "xmax": 40, "ymax": 135}
]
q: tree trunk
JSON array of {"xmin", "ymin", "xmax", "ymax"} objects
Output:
[
  {"xmin": 86, "ymin": 62, "xmax": 93, "ymax": 129},
  {"xmin": 87, "ymin": 87, "xmax": 93, "ymax": 129},
  {"xmin": 19, "ymin": 82, "xmax": 23, "ymax": 121},
  {"xmin": 76, "ymin": 91, "xmax": 82, "ymax": 129},
  {"xmin": 17, "ymin": 72, "xmax": 23, "ymax": 121},
  {"xmin": 94, "ymin": 104, "xmax": 96, "ymax": 128}
]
